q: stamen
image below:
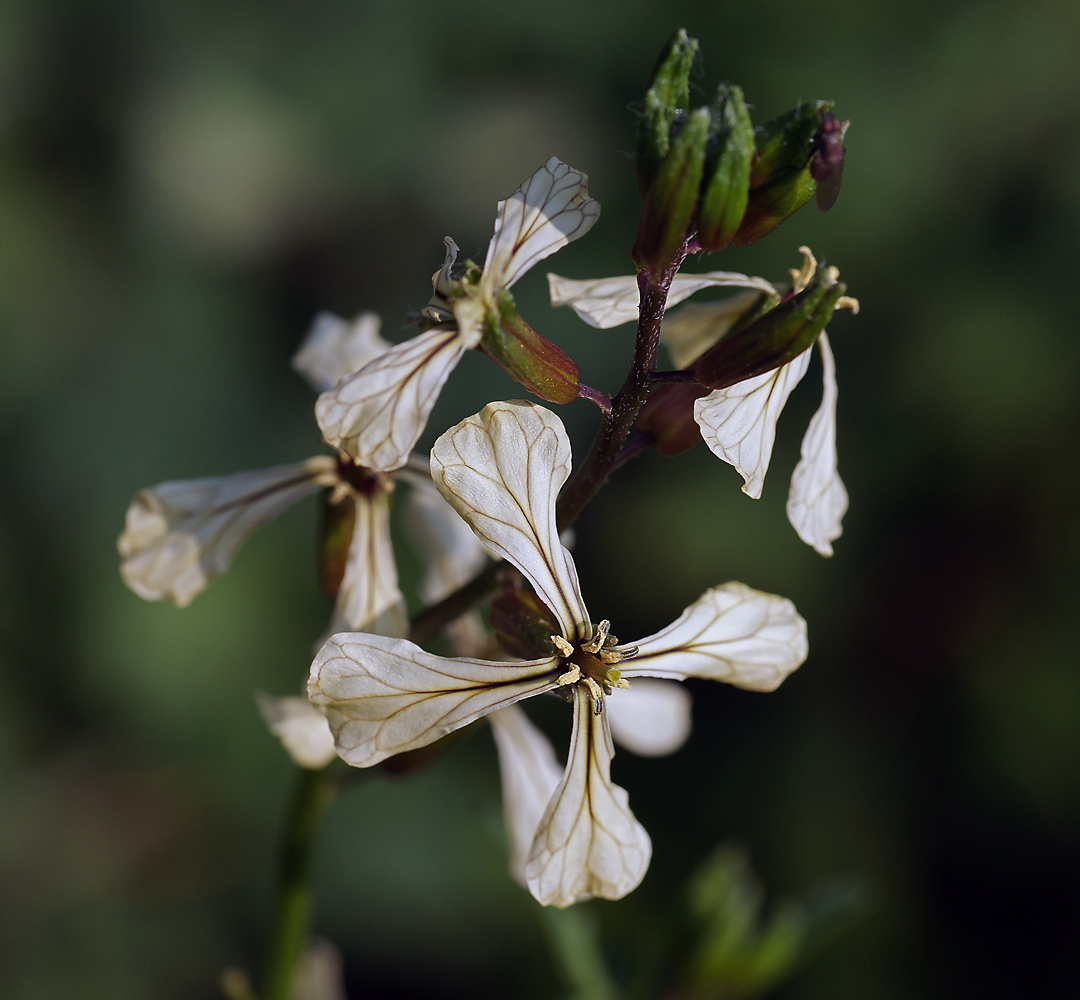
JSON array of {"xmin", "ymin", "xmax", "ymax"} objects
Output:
[
  {"xmin": 550, "ymin": 634, "xmax": 575, "ymax": 657},
  {"xmin": 789, "ymin": 246, "xmax": 818, "ymax": 293},
  {"xmin": 837, "ymin": 294, "xmax": 860, "ymax": 314},
  {"xmin": 582, "ymin": 676, "xmax": 605, "ymax": 712},
  {"xmin": 581, "ymin": 620, "xmax": 610, "ymax": 654},
  {"xmin": 557, "ymin": 665, "xmax": 581, "ymax": 686}
]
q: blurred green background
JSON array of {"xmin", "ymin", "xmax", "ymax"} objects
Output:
[{"xmin": 3, "ymin": 1, "xmax": 1079, "ymax": 997}]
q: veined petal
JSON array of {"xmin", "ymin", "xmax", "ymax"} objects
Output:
[
  {"xmin": 326, "ymin": 491, "xmax": 408, "ymax": 638},
  {"xmin": 308, "ymin": 633, "xmax": 560, "ymax": 767},
  {"xmin": 661, "ymin": 290, "xmax": 765, "ymax": 370},
  {"xmin": 118, "ymin": 457, "xmax": 337, "ymax": 607},
  {"xmin": 291, "ymin": 311, "xmax": 392, "ymax": 393},
  {"xmin": 256, "ymin": 692, "xmax": 337, "ymax": 770},
  {"xmin": 547, "ymin": 270, "xmax": 774, "ymax": 330},
  {"xmin": 620, "ymin": 582, "xmax": 807, "ymax": 692},
  {"xmin": 787, "ymin": 333, "xmax": 848, "ymax": 556},
  {"xmin": 483, "ymin": 158, "xmax": 600, "ymax": 293},
  {"xmin": 399, "ymin": 473, "xmax": 490, "ymax": 605},
  {"xmin": 606, "ymin": 679, "xmax": 692, "ymax": 757},
  {"xmin": 489, "ymin": 705, "xmax": 564, "ymax": 886},
  {"xmin": 525, "ymin": 687, "xmax": 651, "ymax": 907},
  {"xmin": 315, "ymin": 327, "xmax": 467, "ymax": 472},
  {"xmin": 430, "ymin": 401, "xmax": 590, "ymax": 642},
  {"xmin": 693, "ymin": 347, "xmax": 813, "ymax": 498}
]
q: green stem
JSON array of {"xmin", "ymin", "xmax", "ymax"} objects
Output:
[
  {"xmin": 539, "ymin": 905, "xmax": 621, "ymax": 1000},
  {"xmin": 262, "ymin": 766, "xmax": 335, "ymax": 1000}
]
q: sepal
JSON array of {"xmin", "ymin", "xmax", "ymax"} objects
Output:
[
  {"xmin": 478, "ymin": 292, "xmax": 581, "ymax": 405},
  {"xmin": 635, "ymin": 382, "xmax": 709, "ymax": 457},
  {"xmin": 693, "ymin": 267, "xmax": 846, "ymax": 391},
  {"xmin": 697, "ymin": 84, "xmax": 754, "ymax": 252},
  {"xmin": 635, "ymin": 29, "xmax": 699, "ymax": 194}
]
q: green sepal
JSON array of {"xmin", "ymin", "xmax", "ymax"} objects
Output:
[
  {"xmin": 697, "ymin": 84, "xmax": 754, "ymax": 252},
  {"xmin": 633, "ymin": 105, "xmax": 710, "ymax": 274},
  {"xmin": 749, "ymin": 100, "xmax": 833, "ymax": 189},
  {"xmin": 319, "ymin": 490, "xmax": 355, "ymax": 600},
  {"xmin": 491, "ymin": 588, "xmax": 562, "ymax": 661},
  {"xmin": 479, "ymin": 293, "xmax": 580, "ymax": 405},
  {"xmin": 635, "ymin": 29, "xmax": 699, "ymax": 194},
  {"xmin": 694, "ymin": 270, "xmax": 846, "ymax": 390},
  {"xmin": 733, "ymin": 166, "xmax": 816, "ymax": 246}
]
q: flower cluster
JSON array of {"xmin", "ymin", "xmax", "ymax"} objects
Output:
[{"xmin": 119, "ymin": 63, "xmax": 856, "ymax": 912}]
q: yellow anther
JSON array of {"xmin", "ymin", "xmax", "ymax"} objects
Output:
[
  {"xmin": 557, "ymin": 664, "xmax": 581, "ymax": 686},
  {"xmin": 789, "ymin": 246, "xmax": 818, "ymax": 293},
  {"xmin": 837, "ymin": 294, "xmax": 860, "ymax": 314},
  {"xmin": 550, "ymin": 635, "xmax": 575, "ymax": 657},
  {"xmin": 582, "ymin": 676, "xmax": 605, "ymax": 711},
  {"xmin": 581, "ymin": 620, "xmax": 610, "ymax": 655}
]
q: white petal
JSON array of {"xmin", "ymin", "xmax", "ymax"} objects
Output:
[
  {"xmin": 693, "ymin": 348, "xmax": 813, "ymax": 498},
  {"xmin": 661, "ymin": 290, "xmax": 765, "ymax": 370},
  {"xmin": 606, "ymin": 679, "xmax": 692, "ymax": 757},
  {"xmin": 293, "ymin": 939, "xmax": 347, "ymax": 1000},
  {"xmin": 482, "ymin": 158, "xmax": 600, "ymax": 293},
  {"xmin": 256, "ymin": 693, "xmax": 338, "ymax": 770},
  {"xmin": 118, "ymin": 457, "xmax": 337, "ymax": 607},
  {"xmin": 430, "ymin": 401, "xmax": 590, "ymax": 642},
  {"xmin": 489, "ymin": 705, "xmax": 564, "ymax": 886},
  {"xmin": 787, "ymin": 333, "xmax": 848, "ymax": 556},
  {"xmin": 325, "ymin": 491, "xmax": 408, "ymax": 638},
  {"xmin": 399, "ymin": 473, "xmax": 489, "ymax": 605},
  {"xmin": 620, "ymin": 582, "xmax": 808, "ymax": 692},
  {"xmin": 525, "ymin": 687, "xmax": 651, "ymax": 907},
  {"xmin": 291, "ymin": 311, "xmax": 392, "ymax": 393},
  {"xmin": 308, "ymin": 633, "xmax": 560, "ymax": 767},
  {"xmin": 547, "ymin": 270, "xmax": 775, "ymax": 330},
  {"xmin": 315, "ymin": 327, "xmax": 467, "ymax": 472}
]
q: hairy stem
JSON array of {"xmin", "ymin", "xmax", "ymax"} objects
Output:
[
  {"xmin": 557, "ymin": 248, "xmax": 687, "ymax": 532},
  {"xmin": 262, "ymin": 766, "xmax": 335, "ymax": 1000}
]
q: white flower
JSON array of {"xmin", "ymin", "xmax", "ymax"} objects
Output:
[
  {"xmin": 309, "ymin": 401, "xmax": 807, "ymax": 907},
  {"xmin": 551, "ymin": 246, "xmax": 857, "ymax": 556},
  {"xmin": 119, "ymin": 312, "xmax": 487, "ymax": 769},
  {"xmin": 314, "ymin": 158, "xmax": 600, "ymax": 473}
]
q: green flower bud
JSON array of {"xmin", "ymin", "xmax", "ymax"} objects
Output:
[
  {"xmin": 635, "ymin": 29, "xmax": 698, "ymax": 194},
  {"xmin": 697, "ymin": 84, "xmax": 754, "ymax": 253},
  {"xmin": 733, "ymin": 100, "xmax": 841, "ymax": 246},
  {"xmin": 633, "ymin": 105, "xmax": 710, "ymax": 274},
  {"xmin": 694, "ymin": 268, "xmax": 846, "ymax": 390},
  {"xmin": 479, "ymin": 292, "xmax": 580, "ymax": 405},
  {"xmin": 749, "ymin": 100, "xmax": 833, "ymax": 189}
]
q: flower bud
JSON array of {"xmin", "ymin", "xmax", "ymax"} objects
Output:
[
  {"xmin": 636, "ymin": 382, "xmax": 710, "ymax": 456},
  {"xmin": 633, "ymin": 105, "xmax": 710, "ymax": 274},
  {"xmin": 635, "ymin": 29, "xmax": 698, "ymax": 194},
  {"xmin": 694, "ymin": 268, "xmax": 847, "ymax": 390},
  {"xmin": 733, "ymin": 100, "xmax": 838, "ymax": 246},
  {"xmin": 478, "ymin": 293, "xmax": 580, "ymax": 405},
  {"xmin": 491, "ymin": 588, "xmax": 562, "ymax": 660},
  {"xmin": 697, "ymin": 84, "xmax": 754, "ymax": 253}
]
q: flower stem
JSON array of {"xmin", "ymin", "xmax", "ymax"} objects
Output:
[
  {"xmin": 557, "ymin": 248, "xmax": 688, "ymax": 532},
  {"xmin": 539, "ymin": 905, "xmax": 621, "ymax": 1000},
  {"xmin": 262, "ymin": 765, "xmax": 335, "ymax": 1000}
]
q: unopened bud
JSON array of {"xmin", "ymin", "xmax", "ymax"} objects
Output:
[
  {"xmin": 694, "ymin": 269, "xmax": 847, "ymax": 390},
  {"xmin": 636, "ymin": 382, "xmax": 710, "ymax": 456},
  {"xmin": 635, "ymin": 29, "xmax": 698, "ymax": 194},
  {"xmin": 491, "ymin": 588, "xmax": 562, "ymax": 660},
  {"xmin": 479, "ymin": 293, "xmax": 580, "ymax": 405},
  {"xmin": 733, "ymin": 100, "xmax": 841, "ymax": 246},
  {"xmin": 633, "ymin": 105, "xmax": 710, "ymax": 274},
  {"xmin": 697, "ymin": 84, "xmax": 754, "ymax": 252}
]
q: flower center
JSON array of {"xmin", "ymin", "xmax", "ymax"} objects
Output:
[{"xmin": 551, "ymin": 620, "xmax": 637, "ymax": 713}]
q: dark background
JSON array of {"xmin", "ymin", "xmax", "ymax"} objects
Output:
[{"xmin": 2, "ymin": 1, "xmax": 1079, "ymax": 997}]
